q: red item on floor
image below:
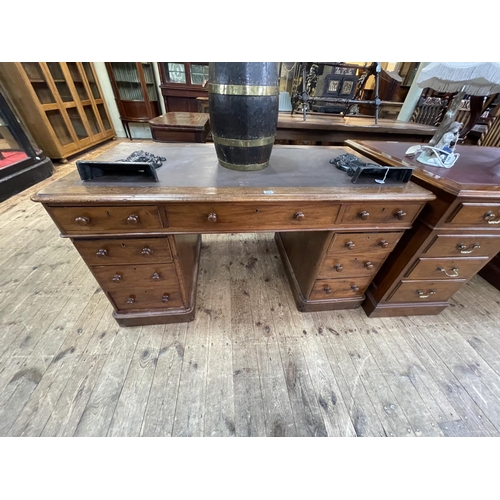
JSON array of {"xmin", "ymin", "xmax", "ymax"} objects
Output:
[{"xmin": 0, "ymin": 150, "xmax": 29, "ymax": 169}]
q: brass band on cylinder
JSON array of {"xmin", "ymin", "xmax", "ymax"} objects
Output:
[
  {"xmin": 208, "ymin": 83, "xmax": 279, "ymax": 96},
  {"xmin": 212, "ymin": 134, "xmax": 275, "ymax": 148},
  {"xmin": 218, "ymin": 159, "xmax": 269, "ymax": 171}
]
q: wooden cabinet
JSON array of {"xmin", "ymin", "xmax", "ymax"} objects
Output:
[
  {"xmin": 158, "ymin": 63, "xmax": 209, "ymax": 113},
  {"xmin": 32, "ymin": 142, "xmax": 434, "ymax": 326},
  {"xmin": 0, "ymin": 63, "xmax": 115, "ymax": 161},
  {"xmin": 105, "ymin": 62, "xmax": 161, "ymax": 139},
  {"xmin": 346, "ymin": 140, "xmax": 500, "ymax": 317}
]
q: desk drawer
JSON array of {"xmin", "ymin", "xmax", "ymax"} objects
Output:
[
  {"xmin": 310, "ymin": 277, "xmax": 371, "ymax": 300},
  {"xmin": 108, "ymin": 286, "xmax": 184, "ymax": 311},
  {"xmin": 387, "ymin": 279, "xmax": 465, "ymax": 303},
  {"xmin": 447, "ymin": 203, "xmax": 500, "ymax": 226},
  {"xmin": 48, "ymin": 205, "xmax": 163, "ymax": 234},
  {"xmin": 164, "ymin": 201, "xmax": 341, "ymax": 232},
  {"xmin": 73, "ymin": 238, "xmax": 172, "ymax": 265},
  {"xmin": 423, "ymin": 234, "xmax": 500, "ymax": 257},
  {"xmin": 405, "ymin": 257, "xmax": 489, "ymax": 281},
  {"xmin": 328, "ymin": 231, "xmax": 403, "ymax": 255},
  {"xmin": 318, "ymin": 254, "xmax": 385, "ymax": 279},
  {"xmin": 341, "ymin": 202, "xmax": 422, "ymax": 225},
  {"xmin": 91, "ymin": 263, "xmax": 179, "ymax": 291}
]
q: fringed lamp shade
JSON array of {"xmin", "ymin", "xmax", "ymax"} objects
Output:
[{"xmin": 417, "ymin": 62, "xmax": 500, "ymax": 96}]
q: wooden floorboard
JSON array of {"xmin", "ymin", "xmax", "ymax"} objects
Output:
[{"xmin": 2, "ymin": 140, "xmax": 500, "ymax": 437}]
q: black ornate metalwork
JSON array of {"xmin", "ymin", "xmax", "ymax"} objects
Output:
[{"xmin": 119, "ymin": 150, "xmax": 166, "ymax": 168}]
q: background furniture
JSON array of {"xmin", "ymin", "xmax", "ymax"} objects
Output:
[
  {"xmin": 149, "ymin": 112, "xmax": 210, "ymax": 143},
  {"xmin": 346, "ymin": 140, "xmax": 500, "ymax": 317},
  {"xmin": 0, "ymin": 63, "xmax": 115, "ymax": 161},
  {"xmin": 105, "ymin": 62, "xmax": 161, "ymax": 139},
  {"xmin": 158, "ymin": 63, "xmax": 209, "ymax": 113},
  {"xmin": 33, "ymin": 142, "xmax": 433, "ymax": 326}
]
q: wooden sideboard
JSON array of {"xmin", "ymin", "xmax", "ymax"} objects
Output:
[
  {"xmin": 346, "ymin": 140, "xmax": 500, "ymax": 317},
  {"xmin": 32, "ymin": 142, "xmax": 434, "ymax": 326}
]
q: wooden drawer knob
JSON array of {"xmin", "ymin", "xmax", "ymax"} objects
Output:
[
  {"xmin": 151, "ymin": 272, "xmax": 161, "ymax": 280},
  {"xmin": 364, "ymin": 262, "xmax": 374, "ymax": 270},
  {"xmin": 483, "ymin": 211, "xmax": 500, "ymax": 224},
  {"xmin": 416, "ymin": 289, "xmax": 436, "ymax": 299},
  {"xmin": 75, "ymin": 216, "xmax": 90, "ymax": 226},
  {"xmin": 127, "ymin": 214, "xmax": 139, "ymax": 224},
  {"xmin": 437, "ymin": 266, "xmax": 459, "ymax": 277},
  {"xmin": 96, "ymin": 248, "xmax": 108, "ymax": 257},
  {"xmin": 345, "ymin": 241, "xmax": 355, "ymax": 250},
  {"xmin": 457, "ymin": 243, "xmax": 480, "ymax": 254},
  {"xmin": 112, "ymin": 274, "xmax": 122, "ymax": 282},
  {"xmin": 162, "ymin": 294, "xmax": 170, "ymax": 303},
  {"xmin": 141, "ymin": 247, "xmax": 153, "ymax": 257},
  {"xmin": 324, "ymin": 286, "xmax": 332, "ymax": 294},
  {"xmin": 394, "ymin": 210, "xmax": 407, "ymax": 220},
  {"xmin": 378, "ymin": 240, "xmax": 389, "ymax": 248},
  {"xmin": 294, "ymin": 211, "xmax": 305, "ymax": 221},
  {"xmin": 358, "ymin": 210, "xmax": 370, "ymax": 220},
  {"xmin": 334, "ymin": 264, "xmax": 343, "ymax": 272},
  {"xmin": 127, "ymin": 296, "xmax": 135, "ymax": 304},
  {"xmin": 351, "ymin": 284, "xmax": 360, "ymax": 292},
  {"xmin": 207, "ymin": 212, "xmax": 217, "ymax": 222}
]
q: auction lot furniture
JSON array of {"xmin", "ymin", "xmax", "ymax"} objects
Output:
[
  {"xmin": 32, "ymin": 143, "xmax": 433, "ymax": 326},
  {"xmin": 148, "ymin": 112, "xmax": 210, "ymax": 143},
  {"xmin": 347, "ymin": 140, "xmax": 500, "ymax": 317}
]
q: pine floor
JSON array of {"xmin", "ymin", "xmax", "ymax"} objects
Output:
[{"xmin": 1, "ymin": 139, "xmax": 500, "ymax": 437}]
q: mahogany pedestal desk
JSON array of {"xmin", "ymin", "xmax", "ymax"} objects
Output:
[
  {"xmin": 346, "ymin": 140, "xmax": 500, "ymax": 317},
  {"xmin": 32, "ymin": 143, "xmax": 433, "ymax": 327}
]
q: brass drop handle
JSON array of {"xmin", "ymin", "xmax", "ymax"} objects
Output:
[
  {"xmin": 207, "ymin": 212, "xmax": 217, "ymax": 222},
  {"xmin": 345, "ymin": 241, "xmax": 355, "ymax": 250},
  {"xmin": 151, "ymin": 272, "xmax": 161, "ymax": 281},
  {"xmin": 334, "ymin": 264, "xmax": 343, "ymax": 272},
  {"xmin": 351, "ymin": 284, "xmax": 360, "ymax": 292},
  {"xmin": 416, "ymin": 289, "xmax": 436, "ymax": 299},
  {"xmin": 358, "ymin": 210, "xmax": 370, "ymax": 220},
  {"xmin": 141, "ymin": 247, "xmax": 153, "ymax": 257},
  {"xmin": 324, "ymin": 286, "xmax": 332, "ymax": 294},
  {"xmin": 394, "ymin": 210, "xmax": 407, "ymax": 220},
  {"xmin": 437, "ymin": 266, "xmax": 459, "ymax": 277},
  {"xmin": 75, "ymin": 216, "xmax": 90, "ymax": 226},
  {"xmin": 127, "ymin": 214, "xmax": 139, "ymax": 224},
  {"xmin": 127, "ymin": 296, "xmax": 135, "ymax": 304},
  {"xmin": 379, "ymin": 240, "xmax": 389, "ymax": 248},
  {"xmin": 457, "ymin": 243, "xmax": 480, "ymax": 254},
  {"xmin": 96, "ymin": 249, "xmax": 108, "ymax": 257},
  {"xmin": 364, "ymin": 262, "xmax": 374, "ymax": 270},
  {"xmin": 483, "ymin": 211, "xmax": 500, "ymax": 224},
  {"xmin": 294, "ymin": 211, "xmax": 305, "ymax": 221},
  {"xmin": 112, "ymin": 274, "xmax": 122, "ymax": 282},
  {"xmin": 162, "ymin": 294, "xmax": 170, "ymax": 303}
]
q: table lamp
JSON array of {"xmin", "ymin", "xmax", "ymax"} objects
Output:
[{"xmin": 405, "ymin": 62, "xmax": 500, "ymax": 168}]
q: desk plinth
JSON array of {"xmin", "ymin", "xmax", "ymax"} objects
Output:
[
  {"xmin": 347, "ymin": 140, "xmax": 500, "ymax": 318},
  {"xmin": 32, "ymin": 143, "xmax": 434, "ymax": 326}
]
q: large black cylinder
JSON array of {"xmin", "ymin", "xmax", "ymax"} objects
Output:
[{"xmin": 208, "ymin": 62, "xmax": 279, "ymax": 171}]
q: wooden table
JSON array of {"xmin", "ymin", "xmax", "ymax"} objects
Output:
[
  {"xmin": 148, "ymin": 112, "xmax": 210, "ymax": 143},
  {"xmin": 32, "ymin": 142, "xmax": 434, "ymax": 326},
  {"xmin": 276, "ymin": 113, "xmax": 437, "ymax": 145},
  {"xmin": 346, "ymin": 140, "xmax": 500, "ymax": 317}
]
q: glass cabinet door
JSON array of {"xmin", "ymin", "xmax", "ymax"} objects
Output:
[
  {"xmin": 110, "ymin": 62, "xmax": 144, "ymax": 101},
  {"xmin": 21, "ymin": 62, "xmax": 56, "ymax": 105}
]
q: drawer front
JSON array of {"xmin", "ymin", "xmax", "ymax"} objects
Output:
[
  {"xmin": 405, "ymin": 257, "xmax": 489, "ymax": 281},
  {"xmin": 424, "ymin": 234, "xmax": 500, "ymax": 258},
  {"xmin": 310, "ymin": 277, "xmax": 372, "ymax": 300},
  {"xmin": 108, "ymin": 286, "xmax": 184, "ymax": 311},
  {"xmin": 387, "ymin": 279, "xmax": 465, "ymax": 303},
  {"xmin": 447, "ymin": 203, "xmax": 500, "ymax": 226},
  {"xmin": 328, "ymin": 231, "xmax": 404, "ymax": 255},
  {"xmin": 73, "ymin": 238, "xmax": 172, "ymax": 266},
  {"xmin": 91, "ymin": 263, "xmax": 179, "ymax": 291},
  {"xmin": 318, "ymin": 254, "xmax": 386, "ymax": 279},
  {"xmin": 164, "ymin": 202, "xmax": 341, "ymax": 232},
  {"xmin": 48, "ymin": 205, "xmax": 163, "ymax": 234},
  {"xmin": 341, "ymin": 203, "xmax": 422, "ymax": 225}
]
